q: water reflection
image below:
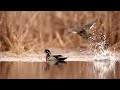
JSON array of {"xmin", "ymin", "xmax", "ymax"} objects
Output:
[
  {"xmin": 93, "ymin": 59, "xmax": 116, "ymax": 79},
  {"xmin": 0, "ymin": 60, "xmax": 118, "ymax": 79}
]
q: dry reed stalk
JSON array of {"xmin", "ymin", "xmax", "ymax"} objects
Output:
[
  {"xmin": 0, "ymin": 11, "xmax": 120, "ymax": 52},
  {"xmin": 55, "ymin": 31, "xmax": 65, "ymax": 48}
]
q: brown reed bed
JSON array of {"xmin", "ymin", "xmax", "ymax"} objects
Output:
[{"xmin": 0, "ymin": 11, "xmax": 120, "ymax": 53}]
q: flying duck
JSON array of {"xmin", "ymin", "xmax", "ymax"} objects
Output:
[{"xmin": 69, "ymin": 18, "xmax": 98, "ymax": 39}]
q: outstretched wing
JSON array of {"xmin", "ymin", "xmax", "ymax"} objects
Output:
[
  {"xmin": 66, "ymin": 21, "xmax": 83, "ymax": 33},
  {"xmin": 71, "ymin": 21, "xmax": 82, "ymax": 33},
  {"xmin": 82, "ymin": 18, "xmax": 97, "ymax": 30},
  {"xmin": 71, "ymin": 27, "xmax": 82, "ymax": 33}
]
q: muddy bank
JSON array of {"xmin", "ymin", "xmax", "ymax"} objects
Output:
[{"xmin": 0, "ymin": 61, "xmax": 119, "ymax": 79}]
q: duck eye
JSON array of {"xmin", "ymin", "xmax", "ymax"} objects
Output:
[{"xmin": 46, "ymin": 51, "xmax": 49, "ymax": 53}]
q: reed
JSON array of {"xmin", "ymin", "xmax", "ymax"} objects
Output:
[{"xmin": 0, "ymin": 11, "xmax": 120, "ymax": 52}]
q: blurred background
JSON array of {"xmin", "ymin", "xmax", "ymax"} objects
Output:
[
  {"xmin": 0, "ymin": 11, "xmax": 120, "ymax": 79},
  {"xmin": 0, "ymin": 11, "xmax": 120, "ymax": 53}
]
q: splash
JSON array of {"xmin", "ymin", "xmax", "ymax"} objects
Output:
[
  {"xmin": 90, "ymin": 30, "xmax": 117, "ymax": 78},
  {"xmin": 93, "ymin": 50, "xmax": 117, "ymax": 79}
]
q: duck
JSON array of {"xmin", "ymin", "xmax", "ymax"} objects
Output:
[
  {"xmin": 44, "ymin": 49, "xmax": 67, "ymax": 70},
  {"xmin": 69, "ymin": 18, "xmax": 98, "ymax": 40}
]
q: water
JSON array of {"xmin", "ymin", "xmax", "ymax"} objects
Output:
[
  {"xmin": 0, "ymin": 49, "xmax": 120, "ymax": 79},
  {"xmin": 93, "ymin": 50, "xmax": 117, "ymax": 79},
  {"xmin": 88, "ymin": 26, "xmax": 118, "ymax": 79}
]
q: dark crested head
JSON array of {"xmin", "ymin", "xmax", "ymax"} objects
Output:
[{"xmin": 44, "ymin": 49, "xmax": 51, "ymax": 55}]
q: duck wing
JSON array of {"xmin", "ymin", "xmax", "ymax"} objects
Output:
[
  {"xmin": 53, "ymin": 55, "xmax": 62, "ymax": 59},
  {"xmin": 53, "ymin": 55, "xmax": 67, "ymax": 61},
  {"xmin": 82, "ymin": 18, "xmax": 97, "ymax": 31},
  {"xmin": 53, "ymin": 55, "xmax": 62, "ymax": 57},
  {"xmin": 58, "ymin": 57, "xmax": 67, "ymax": 61},
  {"xmin": 70, "ymin": 21, "xmax": 82, "ymax": 33},
  {"xmin": 72, "ymin": 27, "xmax": 83, "ymax": 34}
]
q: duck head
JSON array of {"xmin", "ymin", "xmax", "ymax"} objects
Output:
[{"xmin": 44, "ymin": 49, "xmax": 51, "ymax": 58}]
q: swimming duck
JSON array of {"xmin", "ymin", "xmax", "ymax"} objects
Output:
[{"xmin": 44, "ymin": 49, "xmax": 67, "ymax": 70}]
